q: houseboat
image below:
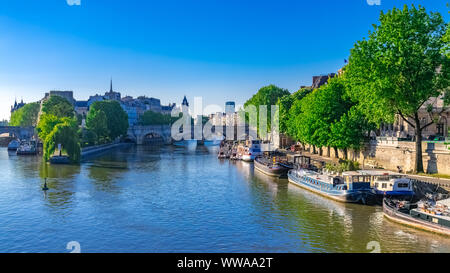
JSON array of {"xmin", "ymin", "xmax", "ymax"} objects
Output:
[
  {"xmin": 254, "ymin": 156, "xmax": 292, "ymax": 178},
  {"xmin": 241, "ymin": 140, "xmax": 262, "ymax": 162},
  {"xmin": 7, "ymin": 139, "xmax": 20, "ymax": 151},
  {"xmin": 383, "ymin": 198, "xmax": 450, "ymax": 236},
  {"xmin": 354, "ymin": 170, "xmax": 414, "ymax": 201},
  {"xmin": 288, "ymin": 169, "xmax": 376, "ymax": 205},
  {"xmin": 16, "ymin": 140, "xmax": 37, "ymax": 155}
]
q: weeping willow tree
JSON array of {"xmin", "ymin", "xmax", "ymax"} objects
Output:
[{"xmin": 41, "ymin": 117, "xmax": 80, "ymax": 163}]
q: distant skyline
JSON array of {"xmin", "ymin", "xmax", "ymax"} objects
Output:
[{"xmin": 0, "ymin": 0, "xmax": 448, "ymax": 120}]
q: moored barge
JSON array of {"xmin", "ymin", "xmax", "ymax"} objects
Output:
[
  {"xmin": 288, "ymin": 169, "xmax": 376, "ymax": 205},
  {"xmin": 383, "ymin": 198, "xmax": 450, "ymax": 236},
  {"xmin": 254, "ymin": 156, "xmax": 292, "ymax": 178}
]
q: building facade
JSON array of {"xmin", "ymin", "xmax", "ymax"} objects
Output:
[
  {"xmin": 43, "ymin": 91, "xmax": 76, "ymax": 105},
  {"xmin": 10, "ymin": 99, "xmax": 26, "ymax": 114},
  {"xmin": 378, "ymin": 96, "xmax": 449, "ymax": 140}
]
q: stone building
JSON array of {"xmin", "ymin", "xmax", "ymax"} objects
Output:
[
  {"xmin": 378, "ymin": 96, "xmax": 449, "ymax": 140},
  {"xmin": 43, "ymin": 91, "xmax": 76, "ymax": 105},
  {"xmin": 10, "ymin": 99, "xmax": 26, "ymax": 114},
  {"xmin": 300, "ymin": 73, "xmax": 336, "ymax": 90},
  {"xmin": 75, "ymin": 101, "xmax": 88, "ymax": 117}
]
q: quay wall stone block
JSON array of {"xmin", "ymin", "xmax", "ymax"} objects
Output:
[{"xmin": 302, "ymin": 142, "xmax": 450, "ymax": 175}]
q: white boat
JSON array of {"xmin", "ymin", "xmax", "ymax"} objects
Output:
[
  {"xmin": 7, "ymin": 140, "xmax": 20, "ymax": 151},
  {"xmin": 345, "ymin": 170, "xmax": 414, "ymax": 200},
  {"xmin": 16, "ymin": 140, "xmax": 37, "ymax": 155},
  {"xmin": 241, "ymin": 140, "xmax": 262, "ymax": 162}
]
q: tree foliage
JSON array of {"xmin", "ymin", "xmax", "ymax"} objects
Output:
[
  {"xmin": 277, "ymin": 87, "xmax": 313, "ymax": 134},
  {"xmin": 295, "ymin": 77, "xmax": 359, "ymax": 149},
  {"xmin": 345, "ymin": 4, "xmax": 449, "ymax": 172},
  {"xmin": 42, "ymin": 95, "xmax": 74, "ymax": 118},
  {"xmin": 139, "ymin": 110, "xmax": 178, "ymax": 125},
  {"xmin": 37, "ymin": 96, "xmax": 80, "ymax": 162},
  {"xmin": 9, "ymin": 102, "xmax": 40, "ymax": 127},
  {"xmin": 86, "ymin": 109, "xmax": 109, "ymax": 144},
  {"xmin": 89, "ymin": 100, "xmax": 129, "ymax": 140},
  {"xmin": 244, "ymin": 84, "xmax": 290, "ymax": 134},
  {"xmin": 42, "ymin": 118, "xmax": 80, "ymax": 163}
]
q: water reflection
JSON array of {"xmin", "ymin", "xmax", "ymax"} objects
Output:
[{"xmin": 2, "ymin": 146, "xmax": 450, "ymax": 253}]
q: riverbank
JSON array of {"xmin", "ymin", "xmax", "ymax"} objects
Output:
[
  {"xmin": 281, "ymin": 148, "xmax": 450, "ymax": 192},
  {"xmin": 81, "ymin": 142, "xmax": 133, "ymax": 160}
]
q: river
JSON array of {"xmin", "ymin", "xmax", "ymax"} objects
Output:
[{"xmin": 1, "ymin": 145, "xmax": 450, "ymax": 253}]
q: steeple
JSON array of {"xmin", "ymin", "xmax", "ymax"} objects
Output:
[
  {"xmin": 110, "ymin": 78, "xmax": 113, "ymax": 93},
  {"xmin": 182, "ymin": 96, "xmax": 189, "ymax": 107}
]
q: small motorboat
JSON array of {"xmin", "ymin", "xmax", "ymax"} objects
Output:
[
  {"xmin": 16, "ymin": 140, "xmax": 37, "ymax": 155},
  {"xmin": 254, "ymin": 156, "xmax": 292, "ymax": 178},
  {"xmin": 7, "ymin": 139, "xmax": 20, "ymax": 151}
]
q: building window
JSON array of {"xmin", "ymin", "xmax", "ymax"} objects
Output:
[{"xmin": 437, "ymin": 124, "xmax": 444, "ymax": 136}]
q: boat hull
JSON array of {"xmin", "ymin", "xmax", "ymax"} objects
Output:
[
  {"xmin": 383, "ymin": 199, "xmax": 450, "ymax": 236},
  {"xmin": 254, "ymin": 159, "xmax": 289, "ymax": 178},
  {"xmin": 16, "ymin": 150, "xmax": 37, "ymax": 155},
  {"xmin": 288, "ymin": 171, "xmax": 374, "ymax": 204}
]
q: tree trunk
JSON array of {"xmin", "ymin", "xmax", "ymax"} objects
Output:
[
  {"xmin": 414, "ymin": 113, "xmax": 424, "ymax": 173},
  {"xmin": 327, "ymin": 147, "xmax": 331, "ymax": 158},
  {"xmin": 333, "ymin": 147, "xmax": 339, "ymax": 158},
  {"xmin": 313, "ymin": 146, "xmax": 316, "ymax": 154},
  {"xmin": 319, "ymin": 147, "xmax": 323, "ymax": 156},
  {"xmin": 343, "ymin": 147, "xmax": 348, "ymax": 160}
]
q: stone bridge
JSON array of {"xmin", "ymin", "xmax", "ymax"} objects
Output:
[
  {"xmin": 126, "ymin": 124, "xmax": 256, "ymax": 145},
  {"xmin": 0, "ymin": 126, "xmax": 35, "ymax": 139},
  {"xmin": 127, "ymin": 125, "xmax": 172, "ymax": 145}
]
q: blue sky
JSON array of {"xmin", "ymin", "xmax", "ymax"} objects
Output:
[{"xmin": 0, "ymin": 0, "xmax": 448, "ymax": 120}]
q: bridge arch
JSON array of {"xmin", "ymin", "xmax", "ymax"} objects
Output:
[
  {"xmin": 0, "ymin": 126, "xmax": 35, "ymax": 139},
  {"xmin": 127, "ymin": 125, "xmax": 172, "ymax": 145}
]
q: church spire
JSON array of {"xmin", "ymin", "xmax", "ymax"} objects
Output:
[{"xmin": 110, "ymin": 78, "xmax": 113, "ymax": 92}]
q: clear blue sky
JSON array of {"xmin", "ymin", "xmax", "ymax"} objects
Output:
[{"xmin": 0, "ymin": 0, "xmax": 448, "ymax": 120}]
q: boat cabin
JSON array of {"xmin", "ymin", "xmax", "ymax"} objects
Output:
[
  {"xmin": 357, "ymin": 170, "xmax": 413, "ymax": 194},
  {"xmin": 342, "ymin": 171, "xmax": 372, "ymax": 190},
  {"xmin": 293, "ymin": 155, "xmax": 319, "ymax": 171}
]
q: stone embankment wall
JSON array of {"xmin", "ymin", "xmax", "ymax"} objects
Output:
[
  {"xmin": 81, "ymin": 142, "xmax": 132, "ymax": 159},
  {"xmin": 305, "ymin": 138, "xmax": 450, "ymax": 175},
  {"xmin": 0, "ymin": 137, "xmax": 13, "ymax": 147}
]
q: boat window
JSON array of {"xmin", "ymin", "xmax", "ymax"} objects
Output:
[
  {"xmin": 382, "ymin": 183, "xmax": 387, "ymax": 189},
  {"xmin": 353, "ymin": 176, "xmax": 359, "ymax": 183},
  {"xmin": 398, "ymin": 183, "xmax": 409, "ymax": 188}
]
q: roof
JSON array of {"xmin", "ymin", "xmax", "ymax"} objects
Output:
[{"xmin": 75, "ymin": 101, "xmax": 88, "ymax": 107}]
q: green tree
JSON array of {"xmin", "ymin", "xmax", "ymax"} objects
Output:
[
  {"xmin": 244, "ymin": 84, "xmax": 290, "ymax": 136},
  {"xmin": 330, "ymin": 107, "xmax": 374, "ymax": 159},
  {"xmin": 277, "ymin": 87, "xmax": 313, "ymax": 136},
  {"xmin": 9, "ymin": 102, "xmax": 40, "ymax": 127},
  {"xmin": 42, "ymin": 95, "xmax": 74, "ymax": 118},
  {"xmin": 346, "ymin": 5, "xmax": 449, "ymax": 173},
  {"xmin": 37, "ymin": 114, "xmax": 63, "ymax": 140},
  {"xmin": 139, "ymin": 110, "xmax": 177, "ymax": 125},
  {"xmin": 42, "ymin": 118, "xmax": 80, "ymax": 163},
  {"xmin": 298, "ymin": 77, "xmax": 355, "ymax": 154},
  {"xmin": 89, "ymin": 100, "xmax": 129, "ymax": 141},
  {"xmin": 86, "ymin": 109, "xmax": 109, "ymax": 144}
]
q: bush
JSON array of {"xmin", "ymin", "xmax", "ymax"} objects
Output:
[{"xmin": 325, "ymin": 160, "xmax": 360, "ymax": 173}]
